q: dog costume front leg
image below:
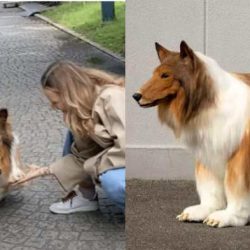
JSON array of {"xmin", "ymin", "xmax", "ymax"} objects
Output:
[
  {"xmin": 177, "ymin": 162, "xmax": 226, "ymax": 222},
  {"xmin": 204, "ymin": 133, "xmax": 250, "ymax": 227},
  {"xmin": 9, "ymin": 135, "xmax": 26, "ymax": 182}
]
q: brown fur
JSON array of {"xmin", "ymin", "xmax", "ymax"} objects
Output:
[
  {"xmin": 0, "ymin": 109, "xmax": 13, "ymax": 179},
  {"xmin": 227, "ymin": 121, "xmax": 250, "ymax": 196},
  {"xmin": 137, "ymin": 41, "xmax": 215, "ymax": 131},
  {"xmin": 233, "ymin": 73, "xmax": 250, "ymax": 86},
  {"xmin": 196, "ymin": 162, "xmax": 210, "ymax": 179},
  {"xmin": 0, "ymin": 146, "xmax": 11, "ymax": 178}
]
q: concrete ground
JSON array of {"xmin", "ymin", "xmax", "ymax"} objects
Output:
[
  {"xmin": 0, "ymin": 5, "xmax": 124, "ymax": 250},
  {"xmin": 126, "ymin": 179, "xmax": 250, "ymax": 250}
]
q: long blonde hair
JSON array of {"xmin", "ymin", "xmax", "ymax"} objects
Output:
[{"xmin": 41, "ymin": 60, "xmax": 124, "ymax": 137}]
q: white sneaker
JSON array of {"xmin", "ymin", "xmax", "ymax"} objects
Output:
[{"xmin": 49, "ymin": 191, "xmax": 98, "ymax": 214}]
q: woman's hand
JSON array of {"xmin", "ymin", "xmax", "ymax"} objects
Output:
[{"xmin": 10, "ymin": 165, "xmax": 51, "ymax": 186}]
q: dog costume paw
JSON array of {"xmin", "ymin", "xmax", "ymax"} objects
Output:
[
  {"xmin": 177, "ymin": 204, "xmax": 217, "ymax": 222},
  {"xmin": 204, "ymin": 209, "xmax": 248, "ymax": 227}
]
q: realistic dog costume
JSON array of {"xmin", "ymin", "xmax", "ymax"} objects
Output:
[
  {"xmin": 0, "ymin": 109, "xmax": 26, "ymax": 200},
  {"xmin": 134, "ymin": 41, "xmax": 250, "ymax": 227}
]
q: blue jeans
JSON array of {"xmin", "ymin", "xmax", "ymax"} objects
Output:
[
  {"xmin": 63, "ymin": 131, "xmax": 125, "ymax": 211},
  {"xmin": 99, "ymin": 168, "xmax": 125, "ymax": 212},
  {"xmin": 62, "ymin": 131, "xmax": 74, "ymax": 156}
]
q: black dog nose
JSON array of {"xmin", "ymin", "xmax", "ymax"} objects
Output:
[{"xmin": 133, "ymin": 93, "xmax": 142, "ymax": 102}]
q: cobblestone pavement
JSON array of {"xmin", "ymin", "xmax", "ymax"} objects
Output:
[{"xmin": 0, "ymin": 5, "xmax": 125, "ymax": 250}]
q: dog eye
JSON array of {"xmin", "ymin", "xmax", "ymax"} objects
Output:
[{"xmin": 161, "ymin": 73, "xmax": 169, "ymax": 79}]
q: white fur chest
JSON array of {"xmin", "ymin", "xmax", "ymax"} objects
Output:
[{"xmin": 182, "ymin": 55, "xmax": 250, "ymax": 175}]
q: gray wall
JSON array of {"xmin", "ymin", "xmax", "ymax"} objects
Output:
[{"xmin": 126, "ymin": 0, "xmax": 250, "ymax": 179}]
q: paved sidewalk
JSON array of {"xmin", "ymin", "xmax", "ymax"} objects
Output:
[
  {"xmin": 0, "ymin": 5, "xmax": 124, "ymax": 250},
  {"xmin": 127, "ymin": 179, "xmax": 250, "ymax": 250}
]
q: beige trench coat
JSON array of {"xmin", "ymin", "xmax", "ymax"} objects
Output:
[{"xmin": 50, "ymin": 85, "xmax": 125, "ymax": 192}]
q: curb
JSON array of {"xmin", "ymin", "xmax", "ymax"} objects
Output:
[{"xmin": 35, "ymin": 14, "xmax": 125, "ymax": 63}]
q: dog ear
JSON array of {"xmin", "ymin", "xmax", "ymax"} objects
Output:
[
  {"xmin": 0, "ymin": 109, "xmax": 8, "ymax": 122},
  {"xmin": 180, "ymin": 41, "xmax": 194, "ymax": 59},
  {"xmin": 155, "ymin": 42, "xmax": 171, "ymax": 62},
  {"xmin": 180, "ymin": 41, "xmax": 197, "ymax": 69}
]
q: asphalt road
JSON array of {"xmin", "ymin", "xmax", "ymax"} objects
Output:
[{"xmin": 127, "ymin": 179, "xmax": 250, "ymax": 250}]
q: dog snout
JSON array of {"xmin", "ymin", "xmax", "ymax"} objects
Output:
[{"xmin": 133, "ymin": 93, "xmax": 142, "ymax": 102}]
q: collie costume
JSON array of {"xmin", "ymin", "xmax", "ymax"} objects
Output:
[
  {"xmin": 134, "ymin": 41, "xmax": 250, "ymax": 227},
  {"xmin": 0, "ymin": 109, "xmax": 26, "ymax": 200}
]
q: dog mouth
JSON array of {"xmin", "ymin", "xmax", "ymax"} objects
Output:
[{"xmin": 138, "ymin": 94, "xmax": 177, "ymax": 108}]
